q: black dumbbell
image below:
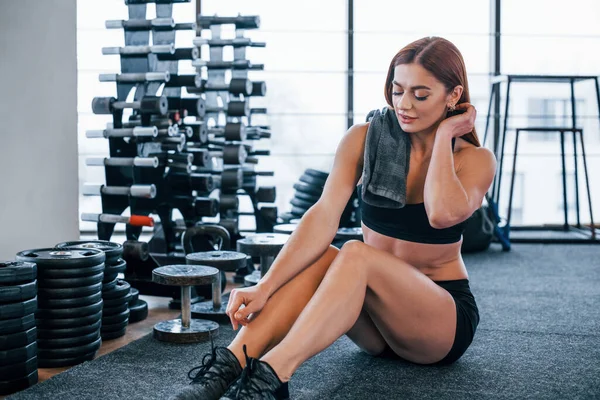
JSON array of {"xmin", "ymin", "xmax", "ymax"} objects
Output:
[
  {"xmin": 105, "ymin": 17, "xmax": 194, "ymax": 31},
  {"xmin": 92, "ymin": 95, "xmax": 168, "ymax": 116},
  {"xmin": 167, "ymin": 172, "xmax": 215, "ymax": 194},
  {"xmin": 171, "ymin": 196, "xmax": 219, "ymax": 218},
  {"xmin": 98, "ymin": 71, "xmax": 170, "ymax": 84},
  {"xmin": 86, "ymin": 156, "xmax": 160, "ymax": 168},
  {"xmin": 186, "ymin": 78, "xmax": 253, "ymax": 96},
  {"xmin": 193, "ymin": 36, "xmax": 266, "ymax": 48},
  {"xmin": 83, "ymin": 184, "xmax": 157, "ymax": 199},
  {"xmin": 156, "ymin": 47, "xmax": 199, "ymax": 61},
  {"xmin": 193, "ymin": 59, "xmax": 264, "ymax": 71},
  {"xmin": 196, "ymin": 15, "xmax": 260, "ymax": 29},
  {"xmin": 102, "ymin": 44, "xmax": 175, "ymax": 56}
]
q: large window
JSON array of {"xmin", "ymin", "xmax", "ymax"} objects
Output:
[{"xmin": 77, "ymin": 0, "xmax": 600, "ymax": 232}]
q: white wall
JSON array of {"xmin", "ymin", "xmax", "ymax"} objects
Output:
[{"xmin": 0, "ymin": 0, "xmax": 79, "ymax": 259}]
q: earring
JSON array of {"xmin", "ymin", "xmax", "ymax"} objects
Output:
[{"xmin": 448, "ymin": 103, "xmax": 456, "ymax": 112}]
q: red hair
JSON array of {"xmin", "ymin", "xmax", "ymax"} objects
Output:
[{"xmin": 384, "ymin": 37, "xmax": 480, "ymax": 147}]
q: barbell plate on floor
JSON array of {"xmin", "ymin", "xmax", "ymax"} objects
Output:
[
  {"xmin": 0, "ymin": 327, "xmax": 37, "ymax": 351},
  {"xmin": 36, "ymin": 310, "xmax": 102, "ymax": 330},
  {"xmin": 273, "ymin": 224, "xmax": 298, "ymax": 235},
  {"xmin": 0, "ymin": 280, "xmax": 37, "ymax": 304},
  {"xmin": 16, "ymin": 248, "xmax": 105, "ymax": 270},
  {"xmin": 38, "ymin": 271, "xmax": 104, "ymax": 289},
  {"xmin": 37, "ymin": 330, "xmax": 100, "ymax": 350},
  {"xmin": 37, "ymin": 282, "xmax": 102, "ymax": 300},
  {"xmin": 305, "ymin": 169, "xmax": 329, "ymax": 180},
  {"xmin": 0, "ymin": 297, "xmax": 37, "ymax": 320},
  {"xmin": 36, "ymin": 300, "xmax": 103, "ymax": 320},
  {"xmin": 37, "ymin": 352, "xmax": 95, "ymax": 368},
  {"xmin": 186, "ymin": 251, "xmax": 247, "ymax": 273},
  {"xmin": 37, "ymin": 263, "xmax": 104, "ymax": 280},
  {"xmin": 153, "ymin": 319, "xmax": 219, "ymax": 344},
  {"xmin": 0, "ymin": 314, "xmax": 35, "ymax": 336},
  {"xmin": 37, "ymin": 291, "xmax": 102, "ymax": 310},
  {"xmin": 129, "ymin": 299, "xmax": 148, "ymax": 323},
  {"xmin": 293, "ymin": 182, "xmax": 323, "ymax": 197},
  {"xmin": 236, "ymin": 233, "xmax": 290, "ymax": 257},
  {"xmin": 0, "ymin": 262, "xmax": 36, "ymax": 284}
]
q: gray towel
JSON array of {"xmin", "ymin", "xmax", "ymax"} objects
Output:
[{"xmin": 361, "ymin": 107, "xmax": 411, "ymax": 209}]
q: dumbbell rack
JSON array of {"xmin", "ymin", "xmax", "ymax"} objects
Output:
[
  {"xmin": 192, "ymin": 15, "xmax": 278, "ymax": 242},
  {"xmin": 86, "ymin": 0, "xmax": 277, "ymax": 300}
]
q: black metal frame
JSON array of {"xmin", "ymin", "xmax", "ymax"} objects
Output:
[{"xmin": 483, "ymin": 75, "xmax": 600, "ymax": 244}]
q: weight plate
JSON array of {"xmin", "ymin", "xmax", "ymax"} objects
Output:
[
  {"xmin": 103, "ymin": 292, "xmax": 132, "ymax": 308},
  {"xmin": 278, "ymin": 212, "xmax": 294, "ymax": 223},
  {"xmin": 0, "ymin": 262, "xmax": 36, "ymax": 284},
  {"xmin": 290, "ymin": 197, "xmax": 314, "ymax": 209},
  {"xmin": 37, "ymin": 291, "xmax": 102, "ymax": 309},
  {"xmin": 101, "ymin": 319, "xmax": 129, "ymax": 333},
  {"xmin": 16, "ymin": 248, "xmax": 105, "ymax": 269},
  {"xmin": 236, "ymin": 233, "xmax": 289, "ymax": 257},
  {"xmin": 0, "ymin": 280, "xmax": 37, "ymax": 304},
  {"xmin": 293, "ymin": 182, "xmax": 322, "ymax": 197},
  {"xmin": 36, "ymin": 299, "xmax": 103, "ymax": 320},
  {"xmin": 38, "ymin": 337, "xmax": 101, "ymax": 360},
  {"xmin": 105, "ymin": 258, "xmax": 126, "ymax": 275},
  {"xmin": 38, "ymin": 282, "xmax": 102, "ymax": 299},
  {"xmin": 37, "ymin": 351, "xmax": 95, "ymax": 368},
  {"xmin": 0, "ymin": 313, "xmax": 35, "ymax": 336},
  {"xmin": 186, "ymin": 251, "xmax": 247, "ymax": 272},
  {"xmin": 102, "ymin": 280, "xmax": 131, "ymax": 300},
  {"xmin": 129, "ymin": 299, "xmax": 148, "ymax": 323},
  {"xmin": 305, "ymin": 168, "xmax": 329, "ymax": 180},
  {"xmin": 102, "ymin": 276, "xmax": 118, "ymax": 292},
  {"xmin": 38, "ymin": 271, "xmax": 104, "ymax": 289},
  {"xmin": 0, "ymin": 297, "xmax": 37, "ymax": 320},
  {"xmin": 0, "ymin": 370, "xmax": 37, "ymax": 396},
  {"xmin": 299, "ymin": 174, "xmax": 326, "ymax": 188},
  {"xmin": 101, "ymin": 327, "xmax": 127, "ymax": 340},
  {"xmin": 0, "ymin": 327, "xmax": 36, "ymax": 351},
  {"xmin": 36, "ymin": 310, "xmax": 102, "ymax": 329},
  {"xmin": 55, "ymin": 240, "xmax": 123, "ymax": 265},
  {"xmin": 103, "ymin": 272, "xmax": 119, "ymax": 283},
  {"xmin": 128, "ymin": 288, "xmax": 139, "ymax": 305},
  {"xmin": 294, "ymin": 190, "xmax": 320, "ymax": 203},
  {"xmin": 37, "ymin": 263, "xmax": 104, "ymax": 279},
  {"xmin": 102, "ymin": 301, "xmax": 128, "ymax": 316},
  {"xmin": 37, "ymin": 319, "xmax": 102, "ymax": 340},
  {"xmin": 0, "ymin": 356, "xmax": 37, "ymax": 382},
  {"xmin": 273, "ymin": 224, "xmax": 298, "ymax": 235},
  {"xmin": 102, "ymin": 309, "xmax": 130, "ymax": 325},
  {"xmin": 37, "ymin": 330, "xmax": 100, "ymax": 350},
  {"xmin": 290, "ymin": 206, "xmax": 308, "ymax": 218},
  {"xmin": 0, "ymin": 341, "xmax": 37, "ymax": 366}
]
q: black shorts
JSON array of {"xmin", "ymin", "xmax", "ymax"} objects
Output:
[{"xmin": 379, "ymin": 279, "xmax": 479, "ymax": 366}]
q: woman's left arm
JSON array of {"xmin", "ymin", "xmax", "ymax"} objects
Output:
[{"xmin": 424, "ymin": 105, "xmax": 497, "ymax": 229}]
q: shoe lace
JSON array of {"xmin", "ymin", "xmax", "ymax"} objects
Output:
[
  {"xmin": 234, "ymin": 344, "xmax": 275, "ymax": 398},
  {"xmin": 187, "ymin": 333, "xmax": 230, "ymax": 386}
]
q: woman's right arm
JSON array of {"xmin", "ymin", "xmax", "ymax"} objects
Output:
[{"xmin": 258, "ymin": 123, "xmax": 367, "ymax": 298}]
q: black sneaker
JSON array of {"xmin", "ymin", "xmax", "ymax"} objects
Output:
[
  {"xmin": 172, "ymin": 336, "xmax": 243, "ymax": 400},
  {"xmin": 220, "ymin": 344, "xmax": 290, "ymax": 400}
]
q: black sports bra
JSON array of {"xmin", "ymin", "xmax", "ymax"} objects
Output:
[{"xmin": 356, "ymin": 184, "xmax": 466, "ymax": 244}]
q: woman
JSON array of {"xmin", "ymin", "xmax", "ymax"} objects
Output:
[{"xmin": 175, "ymin": 36, "xmax": 497, "ymax": 400}]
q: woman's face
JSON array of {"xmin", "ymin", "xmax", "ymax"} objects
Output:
[{"xmin": 391, "ymin": 63, "xmax": 459, "ymax": 134}]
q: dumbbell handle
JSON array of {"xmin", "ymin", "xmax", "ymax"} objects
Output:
[
  {"xmin": 102, "ymin": 44, "xmax": 175, "ymax": 56},
  {"xmin": 192, "ymin": 38, "xmax": 266, "ymax": 48},
  {"xmin": 86, "ymin": 157, "xmax": 159, "ymax": 168},
  {"xmin": 81, "ymin": 213, "xmax": 154, "ymax": 227},
  {"xmin": 105, "ymin": 17, "xmax": 175, "ymax": 30},
  {"xmin": 83, "ymin": 184, "xmax": 157, "ymax": 198},
  {"xmin": 99, "ymin": 72, "xmax": 170, "ymax": 83},
  {"xmin": 86, "ymin": 127, "xmax": 158, "ymax": 139}
]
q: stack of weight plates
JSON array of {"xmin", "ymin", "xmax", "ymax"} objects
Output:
[
  {"xmin": 100, "ymin": 279, "xmax": 131, "ymax": 339},
  {"xmin": 127, "ymin": 288, "xmax": 148, "ymax": 323},
  {"xmin": 55, "ymin": 240, "xmax": 131, "ymax": 340},
  {"xmin": 0, "ymin": 261, "xmax": 38, "ymax": 395},
  {"xmin": 16, "ymin": 248, "xmax": 105, "ymax": 368},
  {"xmin": 281, "ymin": 169, "xmax": 361, "ymax": 227}
]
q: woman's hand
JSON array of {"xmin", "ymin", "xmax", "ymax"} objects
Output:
[
  {"xmin": 439, "ymin": 103, "xmax": 477, "ymax": 138},
  {"xmin": 225, "ymin": 284, "xmax": 270, "ymax": 331}
]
